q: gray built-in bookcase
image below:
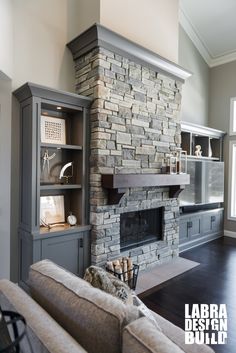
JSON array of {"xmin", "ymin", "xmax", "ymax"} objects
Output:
[
  {"xmin": 14, "ymin": 83, "xmax": 92, "ymax": 286},
  {"xmin": 179, "ymin": 121, "xmax": 226, "ymax": 252}
]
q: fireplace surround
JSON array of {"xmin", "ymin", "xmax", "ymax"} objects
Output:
[{"xmin": 68, "ymin": 24, "xmax": 190, "ymax": 270}]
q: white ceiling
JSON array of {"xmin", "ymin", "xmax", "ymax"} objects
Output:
[{"xmin": 179, "ymin": 0, "xmax": 236, "ymax": 67}]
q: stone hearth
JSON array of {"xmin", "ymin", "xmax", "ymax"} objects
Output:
[{"xmin": 68, "ymin": 24, "xmax": 190, "ymax": 270}]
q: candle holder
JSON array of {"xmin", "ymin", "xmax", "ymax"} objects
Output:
[
  {"xmin": 166, "ymin": 155, "xmax": 177, "ymax": 174},
  {"xmin": 175, "ymin": 148, "xmax": 187, "ymax": 174}
]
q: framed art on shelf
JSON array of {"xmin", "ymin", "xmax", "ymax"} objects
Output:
[
  {"xmin": 41, "ymin": 115, "xmax": 66, "ymax": 144},
  {"xmin": 40, "ymin": 195, "xmax": 65, "ymax": 225}
]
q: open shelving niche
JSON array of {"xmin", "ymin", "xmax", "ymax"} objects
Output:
[
  {"xmin": 181, "ymin": 121, "xmax": 225, "ymax": 160},
  {"xmin": 40, "ymin": 101, "xmax": 87, "ymax": 231},
  {"xmin": 14, "ymin": 82, "xmax": 92, "ymax": 285}
]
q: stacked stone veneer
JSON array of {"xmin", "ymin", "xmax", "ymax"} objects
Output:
[{"xmin": 74, "ymin": 47, "xmax": 183, "ymax": 270}]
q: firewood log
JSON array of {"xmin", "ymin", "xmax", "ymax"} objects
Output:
[
  {"xmin": 127, "ymin": 257, "xmax": 133, "ymax": 280},
  {"xmin": 113, "ymin": 259, "xmax": 123, "ymax": 281},
  {"xmin": 122, "ymin": 257, "xmax": 128, "ymax": 281},
  {"xmin": 106, "ymin": 261, "xmax": 114, "ymax": 272}
]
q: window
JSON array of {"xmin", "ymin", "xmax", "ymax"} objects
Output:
[
  {"xmin": 230, "ymin": 97, "xmax": 236, "ymax": 135},
  {"xmin": 228, "ymin": 141, "xmax": 236, "ymax": 220}
]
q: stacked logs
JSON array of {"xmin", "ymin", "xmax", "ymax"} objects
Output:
[{"xmin": 106, "ymin": 257, "xmax": 133, "ymax": 282}]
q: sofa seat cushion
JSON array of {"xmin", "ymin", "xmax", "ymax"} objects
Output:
[
  {"xmin": 152, "ymin": 311, "xmax": 214, "ymax": 353},
  {"xmin": 151, "ymin": 310, "xmax": 215, "ymax": 353},
  {"xmin": 123, "ymin": 317, "xmax": 185, "ymax": 353},
  {"xmin": 0, "ymin": 279, "xmax": 87, "ymax": 353},
  {"xmin": 29, "ymin": 260, "xmax": 141, "ymax": 353}
]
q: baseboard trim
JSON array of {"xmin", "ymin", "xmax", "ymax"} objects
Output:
[
  {"xmin": 179, "ymin": 234, "xmax": 222, "ymax": 253},
  {"xmin": 224, "ymin": 230, "xmax": 236, "ymax": 238}
]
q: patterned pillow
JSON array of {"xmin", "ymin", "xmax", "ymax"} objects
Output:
[
  {"xmin": 84, "ymin": 266, "xmax": 133, "ymax": 304},
  {"xmin": 132, "ymin": 295, "xmax": 161, "ymax": 331}
]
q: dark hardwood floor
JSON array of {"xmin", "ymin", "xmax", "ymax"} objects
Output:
[{"xmin": 139, "ymin": 237, "xmax": 236, "ymax": 353}]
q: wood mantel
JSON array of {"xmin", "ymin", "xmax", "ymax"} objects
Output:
[{"xmin": 102, "ymin": 174, "xmax": 190, "ymax": 204}]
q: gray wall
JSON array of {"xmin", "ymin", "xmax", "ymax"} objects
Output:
[
  {"xmin": 209, "ymin": 61, "xmax": 236, "ymax": 233},
  {"xmin": 0, "ymin": 74, "xmax": 12, "ymax": 279},
  {"xmin": 179, "ymin": 25, "xmax": 209, "ymax": 126},
  {"xmin": 179, "ymin": 26, "xmax": 236, "ymax": 233}
]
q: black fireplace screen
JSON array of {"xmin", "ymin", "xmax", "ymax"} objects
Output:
[{"xmin": 120, "ymin": 208, "xmax": 163, "ymax": 251}]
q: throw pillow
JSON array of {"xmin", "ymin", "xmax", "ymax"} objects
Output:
[
  {"xmin": 84, "ymin": 266, "xmax": 133, "ymax": 305},
  {"xmin": 132, "ymin": 294, "xmax": 161, "ymax": 331}
]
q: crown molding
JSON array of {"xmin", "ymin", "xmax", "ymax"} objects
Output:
[
  {"xmin": 67, "ymin": 23, "xmax": 192, "ymax": 82},
  {"xmin": 179, "ymin": 7, "xmax": 236, "ymax": 68},
  {"xmin": 13, "ymin": 82, "xmax": 92, "ymax": 107},
  {"xmin": 210, "ymin": 51, "xmax": 236, "ymax": 68}
]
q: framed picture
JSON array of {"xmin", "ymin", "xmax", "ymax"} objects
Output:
[
  {"xmin": 40, "ymin": 195, "xmax": 65, "ymax": 225},
  {"xmin": 41, "ymin": 115, "xmax": 66, "ymax": 144}
]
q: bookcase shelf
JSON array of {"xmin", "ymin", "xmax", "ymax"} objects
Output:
[
  {"xmin": 14, "ymin": 82, "xmax": 92, "ymax": 285},
  {"xmin": 181, "ymin": 121, "xmax": 226, "ymax": 161},
  {"xmin": 40, "ymin": 184, "xmax": 82, "ymax": 190},
  {"xmin": 40, "ymin": 143, "xmax": 83, "ymax": 150}
]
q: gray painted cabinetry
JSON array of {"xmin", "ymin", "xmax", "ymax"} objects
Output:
[
  {"xmin": 179, "ymin": 209, "xmax": 224, "ymax": 252},
  {"xmin": 179, "ymin": 122, "xmax": 225, "ymax": 252},
  {"xmin": 14, "ymin": 83, "xmax": 92, "ymax": 285}
]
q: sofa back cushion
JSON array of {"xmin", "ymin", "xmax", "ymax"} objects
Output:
[
  {"xmin": 0, "ymin": 279, "xmax": 87, "ymax": 353},
  {"xmin": 123, "ymin": 317, "xmax": 185, "ymax": 353},
  {"xmin": 29, "ymin": 260, "xmax": 140, "ymax": 353}
]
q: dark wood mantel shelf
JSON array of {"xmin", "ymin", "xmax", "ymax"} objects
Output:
[{"xmin": 101, "ymin": 173, "xmax": 190, "ymax": 204}]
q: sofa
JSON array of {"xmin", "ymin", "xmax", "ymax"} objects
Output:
[{"xmin": 0, "ymin": 260, "xmax": 214, "ymax": 353}]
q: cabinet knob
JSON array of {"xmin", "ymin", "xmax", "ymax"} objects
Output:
[{"xmin": 211, "ymin": 216, "xmax": 216, "ymax": 222}]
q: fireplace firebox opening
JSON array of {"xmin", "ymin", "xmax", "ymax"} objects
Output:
[{"xmin": 120, "ymin": 208, "xmax": 163, "ymax": 251}]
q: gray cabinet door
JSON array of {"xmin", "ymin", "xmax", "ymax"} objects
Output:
[
  {"xmin": 41, "ymin": 232, "xmax": 84, "ymax": 277},
  {"xmin": 179, "ymin": 219, "xmax": 189, "ymax": 244},
  {"xmin": 188, "ymin": 216, "xmax": 201, "ymax": 240},
  {"xmin": 179, "ymin": 215, "xmax": 201, "ymax": 244},
  {"xmin": 202, "ymin": 210, "xmax": 223, "ymax": 235}
]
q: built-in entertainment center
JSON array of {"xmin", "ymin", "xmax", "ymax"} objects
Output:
[{"xmin": 179, "ymin": 121, "xmax": 226, "ymax": 251}]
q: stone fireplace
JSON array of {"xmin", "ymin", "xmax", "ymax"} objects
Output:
[{"xmin": 68, "ymin": 24, "xmax": 190, "ymax": 270}]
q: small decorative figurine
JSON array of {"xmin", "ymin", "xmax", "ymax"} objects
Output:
[
  {"xmin": 67, "ymin": 212, "xmax": 77, "ymax": 226},
  {"xmin": 195, "ymin": 145, "xmax": 202, "ymax": 157},
  {"xmin": 59, "ymin": 162, "xmax": 73, "ymax": 184},
  {"xmin": 42, "ymin": 149, "xmax": 56, "ymax": 174}
]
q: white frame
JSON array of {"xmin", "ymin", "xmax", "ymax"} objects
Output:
[
  {"xmin": 229, "ymin": 97, "xmax": 236, "ymax": 136},
  {"xmin": 228, "ymin": 141, "xmax": 236, "ymax": 220},
  {"xmin": 40, "ymin": 195, "xmax": 65, "ymax": 225},
  {"xmin": 41, "ymin": 115, "xmax": 66, "ymax": 144}
]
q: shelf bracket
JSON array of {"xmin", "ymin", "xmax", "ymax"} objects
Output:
[
  {"xmin": 169, "ymin": 185, "xmax": 185, "ymax": 198},
  {"xmin": 107, "ymin": 188, "xmax": 126, "ymax": 205}
]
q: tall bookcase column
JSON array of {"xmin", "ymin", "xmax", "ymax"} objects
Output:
[
  {"xmin": 179, "ymin": 121, "xmax": 226, "ymax": 251},
  {"xmin": 14, "ymin": 82, "xmax": 92, "ymax": 286}
]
